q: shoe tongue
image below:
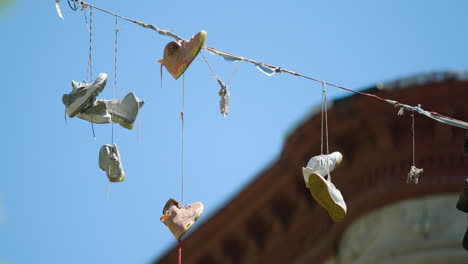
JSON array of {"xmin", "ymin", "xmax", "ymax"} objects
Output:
[{"xmin": 162, "ymin": 198, "xmax": 179, "ymax": 214}]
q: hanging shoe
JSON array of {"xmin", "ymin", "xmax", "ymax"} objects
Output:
[
  {"xmin": 62, "ymin": 73, "xmax": 107, "ymax": 118},
  {"xmin": 464, "ymin": 133, "xmax": 468, "ymax": 155},
  {"xmin": 160, "ymin": 198, "xmax": 204, "ymax": 240},
  {"xmin": 302, "ymin": 152, "xmax": 347, "ymax": 222},
  {"xmin": 456, "ymin": 179, "xmax": 468, "ymax": 213},
  {"xmin": 77, "ymin": 92, "xmax": 145, "ymax": 130},
  {"xmin": 158, "ymin": 30, "xmax": 207, "ymax": 80},
  {"xmin": 107, "ymin": 92, "xmax": 144, "ymax": 130},
  {"xmin": 99, "ymin": 144, "xmax": 125, "ymax": 182},
  {"xmin": 463, "ymin": 224, "xmax": 468, "ymax": 251},
  {"xmin": 75, "ymin": 99, "xmax": 111, "ymax": 124}
]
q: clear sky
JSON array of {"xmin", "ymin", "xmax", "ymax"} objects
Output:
[{"xmin": 0, "ymin": 1, "xmax": 467, "ymax": 263}]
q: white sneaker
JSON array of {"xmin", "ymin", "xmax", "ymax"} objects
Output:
[
  {"xmin": 62, "ymin": 73, "xmax": 107, "ymax": 118},
  {"xmin": 76, "ymin": 92, "xmax": 144, "ymax": 130},
  {"xmin": 302, "ymin": 152, "xmax": 347, "ymax": 222},
  {"xmin": 99, "ymin": 144, "xmax": 125, "ymax": 182}
]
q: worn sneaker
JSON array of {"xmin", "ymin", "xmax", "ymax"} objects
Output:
[
  {"xmin": 62, "ymin": 73, "xmax": 107, "ymax": 117},
  {"xmin": 76, "ymin": 92, "xmax": 144, "ymax": 130},
  {"xmin": 302, "ymin": 152, "xmax": 346, "ymax": 222},
  {"xmin": 158, "ymin": 31, "xmax": 207, "ymax": 80},
  {"xmin": 99, "ymin": 144, "xmax": 125, "ymax": 182},
  {"xmin": 160, "ymin": 198, "xmax": 204, "ymax": 240},
  {"xmin": 456, "ymin": 179, "xmax": 468, "ymax": 213}
]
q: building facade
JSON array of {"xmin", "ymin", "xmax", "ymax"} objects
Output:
[{"xmin": 156, "ymin": 71, "xmax": 468, "ymax": 264}]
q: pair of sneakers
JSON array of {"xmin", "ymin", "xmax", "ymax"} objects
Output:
[
  {"xmin": 62, "ymin": 73, "xmax": 144, "ymax": 130},
  {"xmin": 160, "ymin": 198, "xmax": 204, "ymax": 240},
  {"xmin": 99, "ymin": 144, "xmax": 125, "ymax": 182},
  {"xmin": 456, "ymin": 179, "xmax": 468, "ymax": 251},
  {"xmin": 302, "ymin": 152, "xmax": 347, "ymax": 222}
]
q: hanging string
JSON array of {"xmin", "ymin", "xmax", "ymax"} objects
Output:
[
  {"xmin": 412, "ymin": 112, "xmax": 415, "ymax": 166},
  {"xmin": 86, "ymin": 6, "xmax": 96, "ymax": 139},
  {"xmin": 75, "ymin": 1, "xmax": 468, "ymax": 130},
  {"xmin": 407, "ymin": 111, "xmax": 423, "ymax": 184},
  {"xmin": 107, "ymin": 181, "xmax": 110, "ymax": 200},
  {"xmin": 325, "ymin": 88, "xmax": 330, "ymax": 158},
  {"xmin": 320, "ymin": 84, "xmax": 325, "ymax": 155},
  {"xmin": 160, "ymin": 64, "xmax": 163, "ymax": 89},
  {"xmin": 106, "ymin": 164, "xmax": 111, "ymax": 199},
  {"xmin": 90, "ymin": 104, "xmax": 96, "ymax": 139},
  {"xmin": 200, "ymin": 51, "xmax": 243, "ymax": 85},
  {"xmin": 320, "ymin": 82, "xmax": 330, "ymax": 155},
  {"xmin": 227, "ymin": 59, "xmax": 243, "ymax": 86},
  {"xmin": 181, "ymin": 74, "xmax": 185, "ymax": 205},
  {"xmin": 200, "ymin": 52, "xmax": 243, "ymax": 117},
  {"xmin": 178, "ymin": 239, "xmax": 182, "ymax": 264},
  {"xmin": 137, "ymin": 101, "xmax": 141, "ymax": 144},
  {"xmin": 321, "ymin": 83, "xmax": 332, "ymax": 179},
  {"xmin": 200, "ymin": 52, "xmax": 218, "ymax": 79},
  {"xmin": 87, "ymin": 6, "xmax": 93, "ymax": 82},
  {"xmin": 109, "ymin": 17, "xmax": 119, "ymax": 199},
  {"xmin": 112, "ymin": 16, "xmax": 119, "ymax": 145}
]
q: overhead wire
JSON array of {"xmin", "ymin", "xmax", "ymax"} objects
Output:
[{"xmin": 71, "ymin": 0, "xmax": 468, "ymax": 130}]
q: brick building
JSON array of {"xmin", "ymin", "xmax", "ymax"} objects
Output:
[{"xmin": 156, "ymin": 71, "xmax": 468, "ymax": 264}]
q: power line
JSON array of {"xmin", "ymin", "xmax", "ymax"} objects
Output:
[{"xmin": 67, "ymin": 0, "xmax": 468, "ymax": 130}]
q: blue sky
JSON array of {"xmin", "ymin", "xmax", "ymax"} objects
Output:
[{"xmin": 0, "ymin": 1, "xmax": 467, "ymax": 263}]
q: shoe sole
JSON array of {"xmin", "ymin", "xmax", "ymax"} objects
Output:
[
  {"xmin": 67, "ymin": 74, "xmax": 107, "ymax": 117},
  {"xmin": 308, "ymin": 173, "xmax": 346, "ymax": 222}
]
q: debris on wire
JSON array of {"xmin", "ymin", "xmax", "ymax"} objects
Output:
[
  {"xmin": 55, "ymin": 0, "xmax": 64, "ymax": 19},
  {"xmin": 217, "ymin": 79, "xmax": 230, "ymax": 117},
  {"xmin": 407, "ymin": 166, "xmax": 423, "ymax": 184}
]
